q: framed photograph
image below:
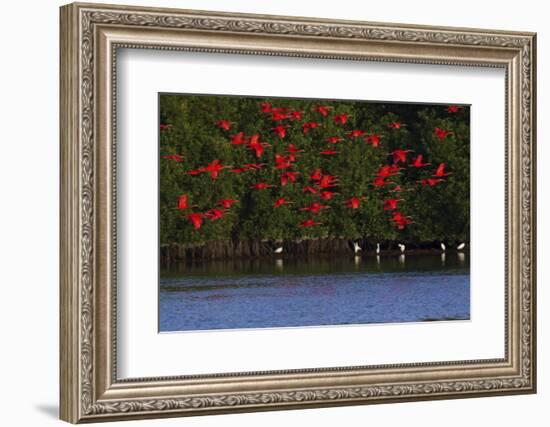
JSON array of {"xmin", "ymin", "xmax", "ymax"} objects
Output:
[{"xmin": 60, "ymin": 2, "xmax": 537, "ymax": 423}]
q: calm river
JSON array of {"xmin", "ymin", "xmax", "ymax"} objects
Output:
[{"xmin": 159, "ymin": 253, "xmax": 470, "ymax": 332}]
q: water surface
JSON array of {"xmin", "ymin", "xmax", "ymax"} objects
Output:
[{"xmin": 159, "ymin": 254, "xmax": 470, "ymax": 332}]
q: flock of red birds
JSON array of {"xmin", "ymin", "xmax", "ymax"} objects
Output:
[{"xmin": 161, "ymin": 102, "xmax": 461, "ymax": 231}]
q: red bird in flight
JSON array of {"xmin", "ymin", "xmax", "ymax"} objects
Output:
[
  {"xmin": 272, "ymin": 125, "xmax": 290, "ymax": 139},
  {"xmin": 161, "ymin": 154, "xmax": 184, "ymax": 162},
  {"xmin": 229, "ymin": 132, "xmax": 246, "ymax": 145},
  {"xmin": 433, "ymin": 163, "xmax": 452, "ymax": 177},
  {"xmin": 303, "ymin": 121, "xmax": 320, "ymax": 134},
  {"xmin": 420, "ymin": 178, "xmax": 444, "ymax": 187},
  {"xmin": 273, "ymin": 198, "xmax": 292, "ymax": 208},
  {"xmin": 446, "ymin": 105, "xmax": 463, "ymax": 113},
  {"xmin": 388, "ymin": 121, "xmax": 405, "ymax": 129},
  {"xmin": 205, "ymin": 208, "xmax": 226, "ymax": 221},
  {"xmin": 310, "ymin": 168, "xmax": 322, "ymax": 181},
  {"xmin": 303, "ymin": 186, "xmax": 319, "ymax": 194},
  {"xmin": 348, "ymin": 129, "xmax": 366, "ymax": 138},
  {"xmin": 247, "ymin": 134, "xmax": 270, "ymax": 158},
  {"xmin": 318, "ymin": 174, "xmax": 338, "ymax": 188},
  {"xmin": 289, "ymin": 110, "xmax": 304, "ymax": 121},
  {"xmin": 217, "ymin": 199, "xmax": 238, "ymax": 209},
  {"xmin": 320, "ymin": 191, "xmax": 339, "ymax": 201},
  {"xmin": 383, "ymin": 198, "xmax": 402, "ymax": 211},
  {"xmin": 301, "ymin": 202, "xmax": 330, "ymax": 214},
  {"xmin": 345, "ymin": 196, "xmax": 365, "ymax": 209},
  {"xmin": 251, "ymin": 182, "xmax": 275, "ymax": 190},
  {"xmin": 280, "ymin": 171, "xmax": 299, "ymax": 186},
  {"xmin": 334, "ymin": 113, "xmax": 350, "ymax": 125},
  {"xmin": 203, "ymin": 159, "xmax": 230, "ymax": 180},
  {"xmin": 365, "ymin": 134, "xmax": 381, "ymax": 147},
  {"xmin": 159, "ymin": 124, "xmax": 173, "ymax": 131},
  {"xmin": 216, "ymin": 119, "xmax": 233, "ymax": 131},
  {"xmin": 390, "ymin": 149, "xmax": 414, "ymax": 164},
  {"xmin": 177, "ymin": 194, "xmax": 190, "ymax": 210},
  {"xmin": 187, "ymin": 213, "xmax": 205, "ymax": 230},
  {"xmin": 410, "ymin": 154, "xmax": 431, "ymax": 168},
  {"xmin": 434, "ymin": 127, "xmax": 453, "ymax": 139},
  {"xmin": 326, "ymin": 136, "xmax": 344, "ymax": 144},
  {"xmin": 299, "ymin": 219, "xmax": 322, "ymax": 228},
  {"xmin": 314, "ymin": 105, "xmax": 332, "ymax": 117}
]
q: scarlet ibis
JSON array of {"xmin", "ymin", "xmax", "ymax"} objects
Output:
[
  {"xmin": 161, "ymin": 154, "xmax": 184, "ymax": 162},
  {"xmin": 320, "ymin": 149, "xmax": 338, "ymax": 155},
  {"xmin": 187, "ymin": 213, "xmax": 205, "ymax": 230},
  {"xmin": 373, "ymin": 177, "xmax": 396, "ymax": 187},
  {"xmin": 289, "ymin": 110, "xmax": 304, "ymax": 121},
  {"xmin": 243, "ymin": 163, "xmax": 267, "ymax": 170},
  {"xmin": 274, "ymin": 154, "xmax": 294, "ymax": 170},
  {"xmin": 230, "ymin": 167, "xmax": 248, "ymax": 173},
  {"xmin": 216, "ymin": 120, "xmax": 233, "ymax": 131},
  {"xmin": 318, "ymin": 174, "xmax": 338, "ymax": 188},
  {"xmin": 260, "ymin": 102, "xmax": 272, "ymax": 113},
  {"xmin": 177, "ymin": 194, "xmax": 190, "ymax": 210},
  {"xmin": 303, "ymin": 186, "xmax": 318, "ymax": 194},
  {"xmin": 365, "ymin": 134, "xmax": 381, "ymax": 147},
  {"xmin": 377, "ymin": 165, "xmax": 401, "ymax": 177},
  {"xmin": 251, "ymin": 182, "xmax": 275, "ymax": 190},
  {"xmin": 327, "ymin": 137, "xmax": 344, "ymax": 144},
  {"xmin": 300, "ymin": 202, "xmax": 329, "ymax": 214},
  {"xmin": 420, "ymin": 178, "xmax": 444, "ymax": 187},
  {"xmin": 299, "ymin": 219, "xmax": 322, "ymax": 228},
  {"xmin": 457, "ymin": 243, "xmax": 466, "ymax": 250},
  {"xmin": 353, "ymin": 242, "xmax": 362, "ymax": 253},
  {"xmin": 446, "ymin": 105, "xmax": 462, "ymax": 113},
  {"xmin": 310, "ymin": 168, "xmax": 322, "ymax": 181},
  {"xmin": 187, "ymin": 169, "xmax": 204, "ymax": 176},
  {"xmin": 345, "ymin": 197, "xmax": 364, "ymax": 209},
  {"xmin": 272, "ymin": 125, "xmax": 290, "ymax": 139},
  {"xmin": 320, "ymin": 191, "xmax": 339, "ymax": 200},
  {"xmin": 383, "ymin": 198, "xmax": 402, "ymax": 211},
  {"xmin": 247, "ymin": 135, "xmax": 270, "ymax": 158},
  {"xmin": 434, "ymin": 127, "xmax": 453, "ymax": 139},
  {"xmin": 348, "ymin": 129, "xmax": 366, "ymax": 138},
  {"xmin": 398, "ymin": 243, "xmax": 406, "ymax": 252},
  {"xmin": 159, "ymin": 124, "xmax": 173, "ymax": 131},
  {"xmin": 390, "ymin": 149, "xmax": 414, "ymax": 164},
  {"xmin": 286, "ymin": 144, "xmax": 304, "ymax": 155},
  {"xmin": 217, "ymin": 199, "xmax": 238, "ymax": 209},
  {"xmin": 392, "ymin": 212, "xmax": 413, "ymax": 230},
  {"xmin": 433, "ymin": 163, "xmax": 451, "ymax": 177},
  {"xmin": 204, "ymin": 159, "xmax": 230, "ymax": 180},
  {"xmin": 205, "ymin": 208, "xmax": 226, "ymax": 221},
  {"xmin": 388, "ymin": 121, "xmax": 405, "ymax": 129},
  {"xmin": 271, "ymin": 112, "xmax": 290, "ymax": 121},
  {"xmin": 410, "ymin": 154, "xmax": 431, "ymax": 168},
  {"xmin": 314, "ymin": 105, "xmax": 332, "ymax": 117},
  {"xmin": 303, "ymin": 121, "xmax": 319, "ymax": 134},
  {"xmin": 440, "ymin": 242, "xmax": 446, "ymax": 252},
  {"xmin": 273, "ymin": 198, "xmax": 292, "ymax": 208},
  {"xmin": 280, "ymin": 171, "xmax": 299, "ymax": 186},
  {"xmin": 334, "ymin": 113, "xmax": 349, "ymax": 125},
  {"xmin": 230, "ymin": 132, "xmax": 246, "ymax": 145}
]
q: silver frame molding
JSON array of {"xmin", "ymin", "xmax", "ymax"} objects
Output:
[{"xmin": 60, "ymin": 2, "xmax": 536, "ymax": 423}]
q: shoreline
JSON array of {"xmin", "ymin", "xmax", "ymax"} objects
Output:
[{"xmin": 160, "ymin": 238, "xmax": 468, "ymax": 266}]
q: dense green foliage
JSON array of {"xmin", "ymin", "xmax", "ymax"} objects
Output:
[{"xmin": 159, "ymin": 94, "xmax": 470, "ymax": 245}]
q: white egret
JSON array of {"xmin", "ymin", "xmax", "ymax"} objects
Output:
[
  {"xmin": 274, "ymin": 247, "xmax": 283, "ymax": 254},
  {"xmin": 440, "ymin": 242, "xmax": 446, "ymax": 252},
  {"xmin": 353, "ymin": 242, "xmax": 362, "ymax": 254},
  {"xmin": 457, "ymin": 242, "xmax": 466, "ymax": 251},
  {"xmin": 398, "ymin": 243, "xmax": 405, "ymax": 253},
  {"xmin": 376, "ymin": 243, "xmax": 380, "ymax": 254}
]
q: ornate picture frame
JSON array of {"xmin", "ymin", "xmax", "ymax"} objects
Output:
[{"xmin": 60, "ymin": 2, "xmax": 536, "ymax": 423}]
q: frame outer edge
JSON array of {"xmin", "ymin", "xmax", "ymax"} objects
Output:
[{"xmin": 60, "ymin": 3, "xmax": 81, "ymax": 424}]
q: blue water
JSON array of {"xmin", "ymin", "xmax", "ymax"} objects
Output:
[{"xmin": 159, "ymin": 254, "xmax": 470, "ymax": 332}]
